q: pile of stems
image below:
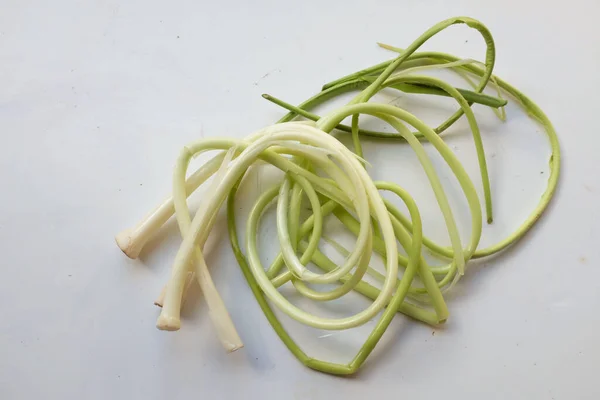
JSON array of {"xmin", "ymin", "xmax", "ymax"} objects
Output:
[{"xmin": 115, "ymin": 16, "xmax": 560, "ymax": 375}]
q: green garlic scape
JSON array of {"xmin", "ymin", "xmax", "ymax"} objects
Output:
[{"xmin": 115, "ymin": 16, "xmax": 560, "ymax": 375}]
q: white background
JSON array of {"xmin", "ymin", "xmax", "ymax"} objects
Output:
[{"xmin": 1, "ymin": 0, "xmax": 599, "ymax": 399}]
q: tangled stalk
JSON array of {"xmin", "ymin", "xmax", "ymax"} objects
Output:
[{"xmin": 115, "ymin": 16, "xmax": 560, "ymax": 375}]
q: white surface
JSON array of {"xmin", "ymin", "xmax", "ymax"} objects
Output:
[{"xmin": 1, "ymin": 0, "xmax": 599, "ymax": 398}]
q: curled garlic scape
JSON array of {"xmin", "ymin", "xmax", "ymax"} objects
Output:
[{"xmin": 116, "ymin": 16, "xmax": 560, "ymax": 374}]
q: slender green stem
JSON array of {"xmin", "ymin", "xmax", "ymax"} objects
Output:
[{"xmin": 134, "ymin": 17, "xmax": 561, "ymax": 376}]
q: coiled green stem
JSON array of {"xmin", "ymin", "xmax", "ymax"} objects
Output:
[{"xmin": 115, "ymin": 16, "xmax": 560, "ymax": 376}]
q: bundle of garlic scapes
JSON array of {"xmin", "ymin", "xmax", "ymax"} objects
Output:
[{"xmin": 115, "ymin": 17, "xmax": 560, "ymax": 375}]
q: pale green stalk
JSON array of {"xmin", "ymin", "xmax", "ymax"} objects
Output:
[{"xmin": 116, "ymin": 17, "xmax": 559, "ymax": 376}]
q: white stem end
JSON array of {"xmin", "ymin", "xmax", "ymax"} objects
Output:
[
  {"xmin": 156, "ymin": 313, "xmax": 181, "ymax": 331},
  {"xmin": 115, "ymin": 229, "xmax": 144, "ymax": 259},
  {"xmin": 223, "ymin": 341, "xmax": 244, "ymax": 353}
]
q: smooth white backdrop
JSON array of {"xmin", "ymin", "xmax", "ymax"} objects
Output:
[{"xmin": 1, "ymin": 1, "xmax": 598, "ymax": 399}]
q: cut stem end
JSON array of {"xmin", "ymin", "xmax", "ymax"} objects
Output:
[
  {"xmin": 156, "ymin": 314, "xmax": 181, "ymax": 331},
  {"xmin": 115, "ymin": 229, "xmax": 142, "ymax": 259}
]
